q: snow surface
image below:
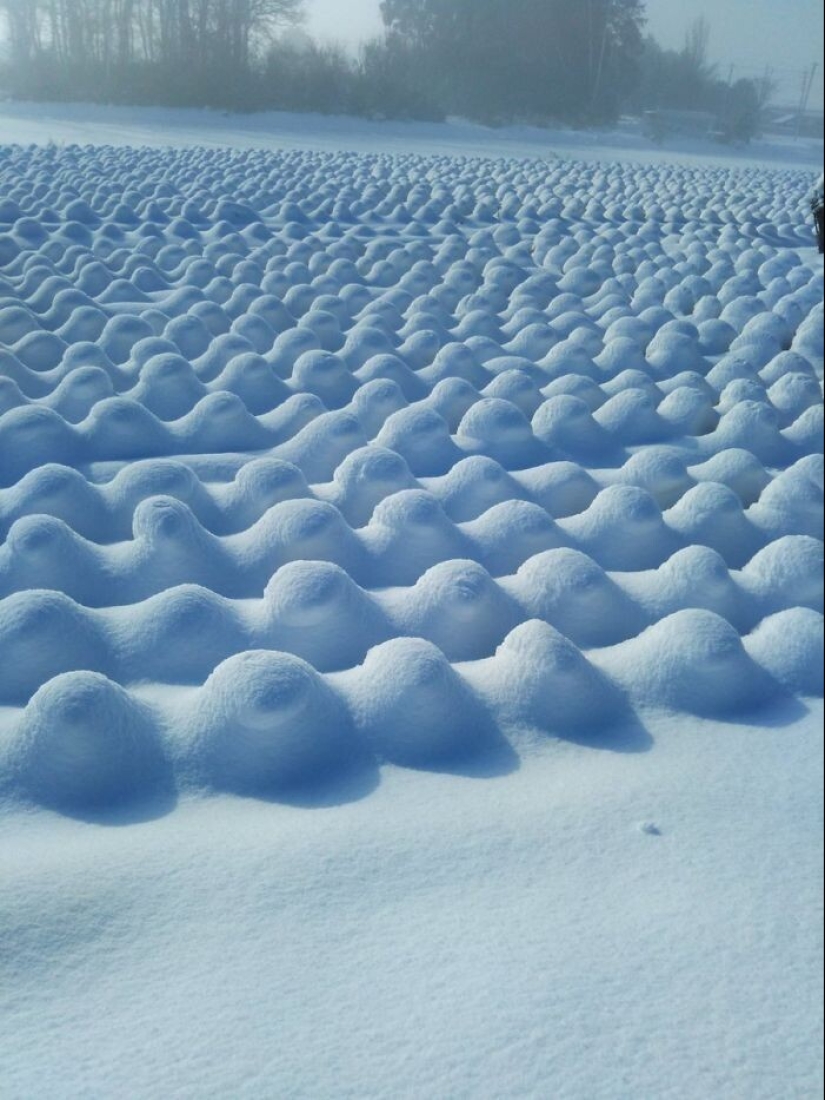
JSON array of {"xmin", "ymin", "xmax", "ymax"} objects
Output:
[
  {"xmin": 1, "ymin": 99, "xmax": 823, "ymax": 170},
  {"xmin": 0, "ymin": 107, "xmax": 822, "ymax": 1098}
]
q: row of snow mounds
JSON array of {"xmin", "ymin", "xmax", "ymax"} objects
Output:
[
  {"xmin": 0, "ymin": 224, "xmax": 819, "ymax": 336},
  {"xmin": 0, "ymin": 532, "xmax": 821, "ymax": 705},
  {"xmin": 0, "ymin": 341, "xmax": 822, "ymax": 473},
  {"xmin": 1, "ymin": 151, "xmax": 821, "ymax": 483},
  {"xmin": 0, "ymin": 271, "xmax": 821, "ymax": 377},
  {"xmin": 0, "ymin": 151, "xmax": 821, "ymax": 370},
  {"xmin": 1, "ymin": 607, "xmax": 822, "ymax": 819},
  {"xmin": 0, "ymin": 377, "xmax": 821, "ymax": 486},
  {"xmin": 0, "ymin": 251, "xmax": 820, "ymax": 405},
  {"xmin": 0, "ymin": 274, "xmax": 819, "ymax": 397},
  {"xmin": 0, "ymin": 231, "xmax": 820, "ymax": 366},
  {"xmin": 0, "ymin": 463, "xmax": 822, "ymax": 605},
  {"xmin": 1, "ymin": 446, "xmax": 820, "ymax": 545},
  {"xmin": 0, "ymin": 143, "xmax": 815, "ymax": 238}
]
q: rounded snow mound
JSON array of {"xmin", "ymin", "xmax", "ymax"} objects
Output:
[
  {"xmin": 744, "ymin": 609, "xmax": 824, "ymax": 696},
  {"xmin": 399, "ymin": 559, "xmax": 520, "ymax": 660},
  {"xmin": 191, "ymin": 650, "xmax": 364, "ymax": 798},
  {"xmin": 478, "ymin": 619, "xmax": 630, "ymax": 735},
  {"xmin": 348, "ymin": 637, "xmax": 498, "ymax": 769},
  {"xmin": 0, "ymin": 590, "xmax": 112, "ymax": 705},
  {"xmin": 264, "ymin": 560, "xmax": 388, "ymax": 671},
  {"xmin": 513, "ymin": 549, "xmax": 647, "ymax": 646},
  {"xmin": 596, "ymin": 609, "xmax": 782, "ymax": 716},
  {"xmin": 8, "ymin": 671, "xmax": 170, "ymax": 817}
]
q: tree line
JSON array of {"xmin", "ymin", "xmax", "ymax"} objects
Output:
[
  {"xmin": 0, "ymin": 0, "xmax": 773, "ymax": 138},
  {"xmin": 0, "ymin": 0, "xmax": 303, "ymax": 105}
]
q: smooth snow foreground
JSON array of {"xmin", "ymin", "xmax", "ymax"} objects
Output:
[{"xmin": 0, "ymin": 136, "xmax": 822, "ymax": 1099}]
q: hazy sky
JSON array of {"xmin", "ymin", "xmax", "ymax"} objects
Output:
[
  {"xmin": 304, "ymin": 0, "xmax": 824, "ymax": 109},
  {"xmin": 645, "ymin": 0, "xmax": 823, "ymax": 108}
]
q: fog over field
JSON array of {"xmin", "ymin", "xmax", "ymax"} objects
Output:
[{"xmin": 303, "ymin": 0, "xmax": 824, "ymax": 109}]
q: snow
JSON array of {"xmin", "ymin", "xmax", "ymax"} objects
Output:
[
  {"xmin": 0, "ymin": 103, "xmax": 822, "ymax": 1098},
  {"xmin": 1, "ymin": 714, "xmax": 822, "ymax": 1099},
  {"xmin": 0, "ymin": 99, "xmax": 821, "ymax": 170}
]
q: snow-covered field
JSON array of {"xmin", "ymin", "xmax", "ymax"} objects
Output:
[
  {"xmin": 1, "ymin": 97, "xmax": 824, "ymax": 170},
  {"xmin": 0, "ymin": 105, "xmax": 823, "ymax": 1099}
]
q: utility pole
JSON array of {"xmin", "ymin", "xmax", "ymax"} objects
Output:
[
  {"xmin": 720, "ymin": 63, "xmax": 735, "ymax": 124},
  {"xmin": 759, "ymin": 64, "xmax": 774, "ymax": 107},
  {"xmin": 795, "ymin": 63, "xmax": 818, "ymax": 139},
  {"xmin": 591, "ymin": 0, "xmax": 612, "ymax": 113},
  {"xmin": 756, "ymin": 64, "xmax": 774, "ymax": 133}
]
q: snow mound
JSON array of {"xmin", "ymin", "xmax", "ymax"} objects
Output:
[
  {"xmin": 744, "ymin": 608, "xmax": 825, "ymax": 696},
  {"xmin": 7, "ymin": 671, "xmax": 170, "ymax": 818},
  {"xmin": 594, "ymin": 609, "xmax": 782, "ymax": 717},
  {"xmin": 467, "ymin": 620, "xmax": 631, "ymax": 738},
  {"xmin": 189, "ymin": 650, "xmax": 366, "ymax": 799},
  {"xmin": 343, "ymin": 637, "xmax": 503, "ymax": 770}
]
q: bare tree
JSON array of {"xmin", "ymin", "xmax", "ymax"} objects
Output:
[
  {"xmin": 0, "ymin": 0, "xmax": 43, "ymax": 60},
  {"xmin": 12, "ymin": 0, "xmax": 296, "ymax": 63},
  {"xmin": 683, "ymin": 15, "xmax": 715, "ymax": 81}
]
